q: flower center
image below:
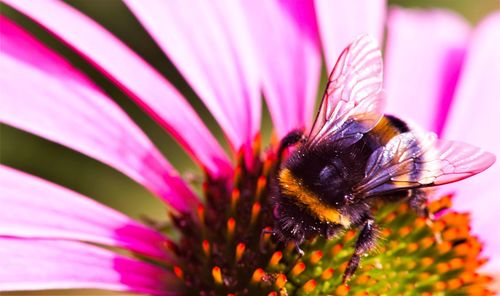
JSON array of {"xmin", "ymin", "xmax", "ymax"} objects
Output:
[{"xmin": 165, "ymin": 138, "xmax": 494, "ymax": 295}]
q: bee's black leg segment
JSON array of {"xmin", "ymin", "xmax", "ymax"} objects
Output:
[
  {"xmin": 277, "ymin": 129, "xmax": 304, "ymax": 161},
  {"xmin": 261, "ymin": 228, "xmax": 275, "ymax": 236},
  {"xmin": 343, "ymin": 253, "xmax": 361, "ymax": 284},
  {"xmin": 408, "ymin": 189, "xmax": 431, "ymax": 218},
  {"xmin": 294, "ymin": 241, "xmax": 305, "ymax": 257},
  {"xmin": 343, "ymin": 217, "xmax": 378, "ymax": 284},
  {"xmin": 260, "ymin": 228, "xmax": 275, "ymax": 252},
  {"xmin": 408, "ymin": 189, "xmax": 442, "ymax": 243}
]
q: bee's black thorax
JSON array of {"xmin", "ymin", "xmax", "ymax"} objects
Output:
[
  {"xmin": 285, "ymin": 137, "xmax": 371, "ymax": 208},
  {"xmin": 275, "ymin": 115, "xmax": 414, "ymax": 241},
  {"xmin": 285, "ymin": 115, "xmax": 410, "ymax": 207}
]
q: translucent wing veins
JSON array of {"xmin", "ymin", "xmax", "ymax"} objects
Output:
[
  {"xmin": 355, "ymin": 131, "xmax": 496, "ymax": 197},
  {"xmin": 307, "ymin": 34, "xmax": 385, "ymax": 148}
]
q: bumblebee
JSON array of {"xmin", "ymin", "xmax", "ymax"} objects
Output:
[{"xmin": 272, "ymin": 35, "xmax": 495, "ymax": 283}]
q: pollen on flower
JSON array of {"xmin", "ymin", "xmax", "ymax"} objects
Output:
[
  {"xmin": 162, "ymin": 136, "xmax": 494, "ymax": 295},
  {"xmin": 173, "ymin": 266, "xmax": 183, "ymax": 280},
  {"xmin": 227, "ymin": 217, "xmax": 236, "ymax": 241},
  {"xmin": 321, "ymin": 267, "xmax": 334, "ymax": 280},
  {"xmin": 274, "ymin": 273, "xmax": 287, "ymax": 288},
  {"xmin": 291, "ymin": 262, "xmax": 305, "ymax": 276},
  {"xmin": 235, "ymin": 243, "xmax": 246, "ymax": 262},
  {"xmin": 250, "ymin": 202, "xmax": 261, "ymax": 225},
  {"xmin": 302, "ymin": 279, "xmax": 317, "ymax": 292},
  {"xmin": 202, "ymin": 240, "xmax": 210, "ymax": 257},
  {"xmin": 309, "ymin": 250, "xmax": 323, "ymax": 264},
  {"xmin": 251, "ymin": 268, "xmax": 265, "ymax": 284},
  {"xmin": 336, "ymin": 284, "xmax": 350, "ymax": 295},
  {"xmin": 268, "ymin": 251, "xmax": 283, "ymax": 267},
  {"xmin": 212, "ymin": 266, "xmax": 223, "ymax": 285},
  {"xmin": 230, "ymin": 189, "xmax": 240, "ymax": 215}
]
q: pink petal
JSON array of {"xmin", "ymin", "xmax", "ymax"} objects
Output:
[
  {"xmin": 243, "ymin": 1, "xmax": 322, "ymax": 138},
  {"xmin": 384, "ymin": 8, "xmax": 471, "ymax": 135},
  {"xmin": 0, "ymin": 237, "xmax": 177, "ymax": 294},
  {"xmin": 0, "ymin": 16, "xmax": 198, "ymax": 212},
  {"xmin": 441, "ymin": 12, "xmax": 500, "ymax": 272},
  {"xmin": 0, "ymin": 165, "xmax": 173, "ymax": 262},
  {"xmin": 124, "ymin": 0, "xmax": 261, "ymax": 152},
  {"xmin": 315, "ymin": 0, "xmax": 387, "ymax": 70},
  {"xmin": 3, "ymin": 0, "xmax": 231, "ymax": 177}
]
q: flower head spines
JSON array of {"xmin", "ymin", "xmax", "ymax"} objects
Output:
[{"xmin": 167, "ymin": 141, "xmax": 495, "ymax": 294}]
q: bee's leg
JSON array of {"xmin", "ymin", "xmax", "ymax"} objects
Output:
[
  {"xmin": 294, "ymin": 241, "xmax": 305, "ymax": 257},
  {"xmin": 408, "ymin": 189, "xmax": 431, "ymax": 217},
  {"xmin": 408, "ymin": 189, "xmax": 442, "ymax": 243},
  {"xmin": 260, "ymin": 228, "xmax": 275, "ymax": 236},
  {"xmin": 343, "ymin": 217, "xmax": 378, "ymax": 284},
  {"xmin": 277, "ymin": 129, "xmax": 304, "ymax": 161},
  {"xmin": 259, "ymin": 228, "xmax": 275, "ymax": 252}
]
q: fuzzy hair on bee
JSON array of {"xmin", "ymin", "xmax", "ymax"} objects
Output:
[{"xmin": 271, "ymin": 34, "xmax": 495, "ymax": 283}]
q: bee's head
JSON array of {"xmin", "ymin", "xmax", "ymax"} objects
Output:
[
  {"xmin": 313, "ymin": 164, "xmax": 354, "ymax": 208},
  {"xmin": 278, "ymin": 168, "xmax": 352, "ymax": 227}
]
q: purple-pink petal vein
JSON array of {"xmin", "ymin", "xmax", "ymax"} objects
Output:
[
  {"xmin": 0, "ymin": 16, "xmax": 198, "ymax": 212},
  {"xmin": 3, "ymin": 0, "xmax": 231, "ymax": 177},
  {"xmin": 0, "ymin": 237, "xmax": 177, "ymax": 295},
  {"xmin": 125, "ymin": 0, "xmax": 261, "ymax": 153},
  {"xmin": 243, "ymin": 0, "xmax": 322, "ymax": 138},
  {"xmin": 315, "ymin": 0, "xmax": 386, "ymax": 71},
  {"xmin": 384, "ymin": 8, "xmax": 470, "ymax": 135},
  {"xmin": 0, "ymin": 165, "xmax": 174, "ymax": 262},
  {"xmin": 442, "ymin": 12, "xmax": 500, "ymax": 272}
]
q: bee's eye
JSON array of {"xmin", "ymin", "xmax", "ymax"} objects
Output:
[
  {"xmin": 319, "ymin": 165, "xmax": 336, "ymax": 182},
  {"xmin": 319, "ymin": 158, "xmax": 346, "ymax": 181}
]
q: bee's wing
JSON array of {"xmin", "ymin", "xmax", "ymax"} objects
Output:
[
  {"xmin": 306, "ymin": 34, "xmax": 386, "ymax": 148},
  {"xmin": 354, "ymin": 131, "xmax": 496, "ymax": 197}
]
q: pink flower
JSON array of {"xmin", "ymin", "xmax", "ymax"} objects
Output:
[{"xmin": 1, "ymin": 1, "xmax": 498, "ymax": 294}]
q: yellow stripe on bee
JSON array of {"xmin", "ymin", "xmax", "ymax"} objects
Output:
[
  {"xmin": 370, "ymin": 116, "xmax": 402, "ymax": 145},
  {"xmin": 278, "ymin": 169, "xmax": 350, "ymax": 227}
]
